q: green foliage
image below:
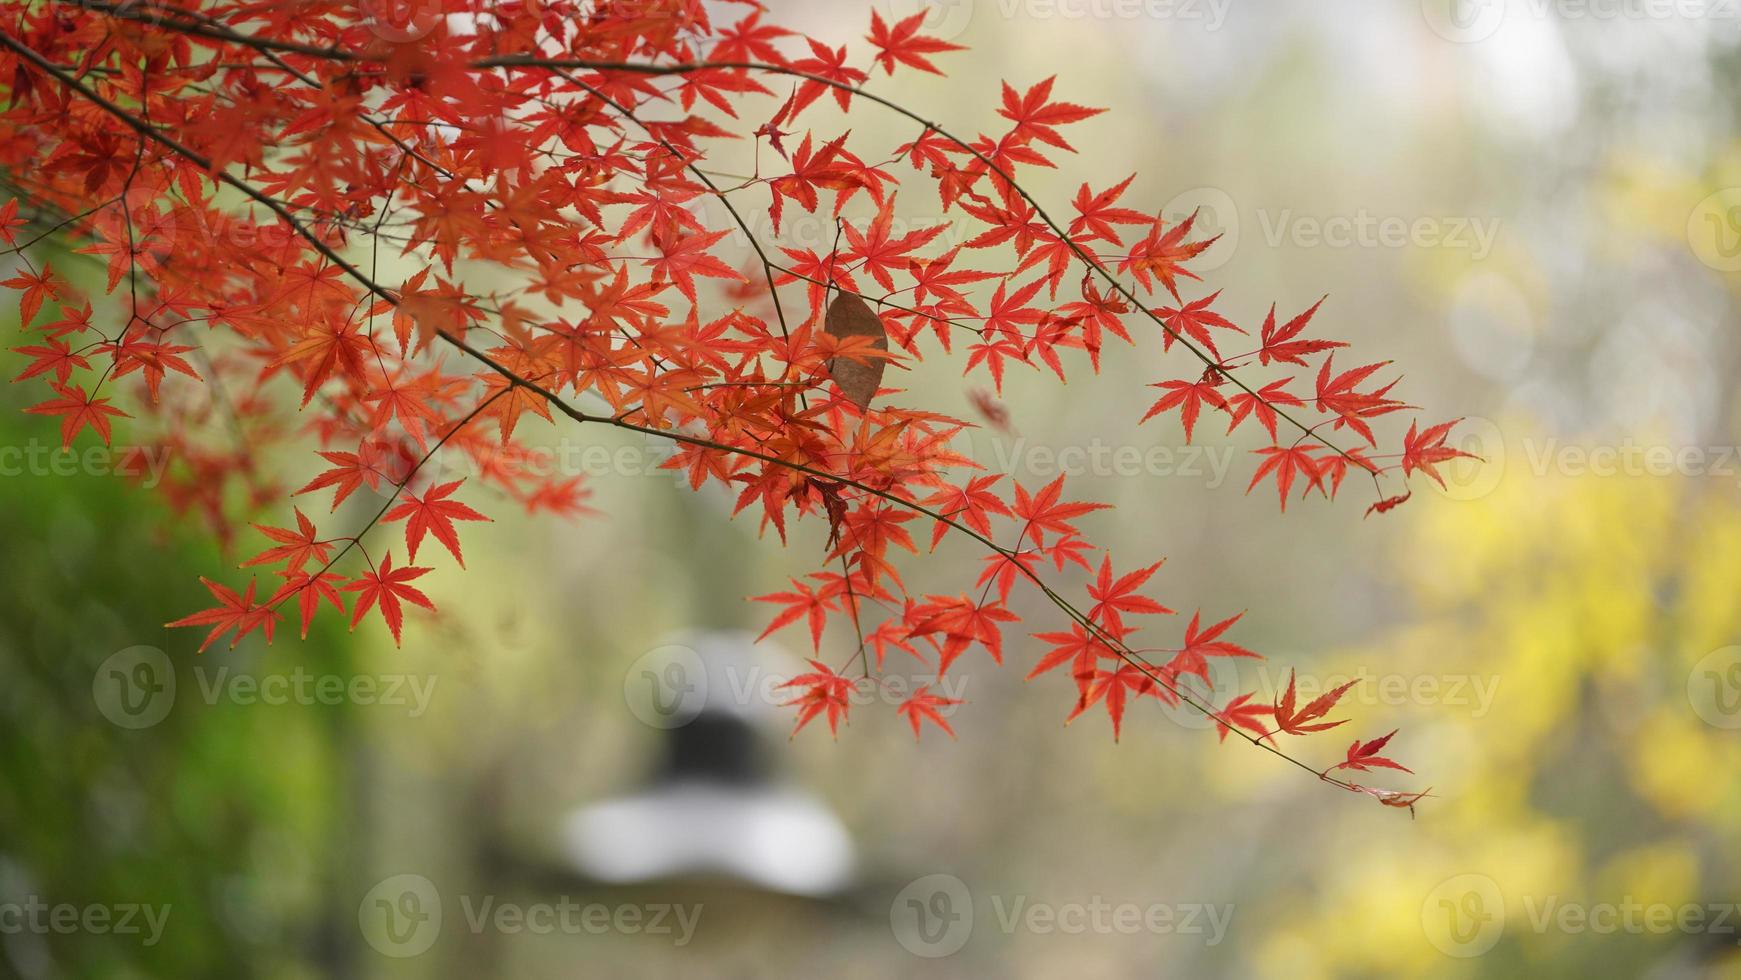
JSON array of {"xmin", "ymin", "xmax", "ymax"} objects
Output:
[{"xmin": 0, "ymin": 395, "xmax": 361, "ymax": 978}]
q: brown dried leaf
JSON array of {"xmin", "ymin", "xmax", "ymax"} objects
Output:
[{"xmin": 824, "ymin": 291, "xmax": 887, "ymax": 409}]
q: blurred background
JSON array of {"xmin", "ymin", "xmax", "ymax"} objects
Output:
[{"xmin": 6, "ymin": 0, "xmax": 1741, "ymax": 976}]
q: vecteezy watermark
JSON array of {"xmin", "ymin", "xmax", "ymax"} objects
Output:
[
  {"xmin": 951, "ymin": 431, "xmax": 1240, "ymax": 486},
  {"xmin": 1689, "ymin": 188, "xmax": 1741, "ymax": 273},
  {"xmin": 1513, "ymin": 439, "xmax": 1741, "ymax": 482},
  {"xmin": 987, "ymin": 0, "xmax": 1232, "ymax": 29},
  {"xmin": 357, "ymin": 437, "xmax": 678, "ymax": 502},
  {"xmin": 494, "ymin": 438, "xmax": 678, "ymax": 480},
  {"xmin": 878, "ymin": 1, "xmax": 976, "ymax": 43},
  {"xmin": 1158, "ymin": 661, "xmax": 1503, "ymax": 733},
  {"xmin": 357, "ymin": 875, "xmax": 701, "ymax": 958},
  {"xmin": 1420, "ymin": 0, "xmax": 1509, "ymax": 42},
  {"xmin": 880, "ymin": 0, "xmax": 1231, "ymax": 42},
  {"xmin": 91, "ymin": 646, "xmax": 177, "ymax": 730},
  {"xmin": 355, "ymin": 0, "xmax": 443, "ymax": 41},
  {"xmin": 707, "ymin": 185, "xmax": 1374, "ymax": 280},
  {"xmin": 193, "ymin": 666, "xmax": 438, "ymax": 718},
  {"xmin": 92, "ymin": 647, "xmax": 438, "ymax": 729},
  {"xmin": 1256, "ymin": 209, "xmax": 1501, "ymax": 260},
  {"xmin": 1155, "ymin": 189, "xmax": 1500, "ymax": 269},
  {"xmin": 0, "ymin": 898, "xmax": 171, "ymax": 947},
  {"xmin": 889, "ymin": 873, "xmax": 1233, "ymax": 957},
  {"xmin": 1422, "ymin": 0, "xmax": 1741, "ymax": 43},
  {"xmin": 698, "ymin": 199, "xmax": 973, "ymax": 258},
  {"xmin": 1408, "ymin": 417, "xmax": 1741, "ymax": 503},
  {"xmin": 358, "ymin": 875, "xmax": 443, "ymax": 958},
  {"xmin": 1423, "ymin": 874, "xmax": 1741, "ymax": 957},
  {"xmin": 1422, "ymin": 874, "xmax": 1507, "ymax": 957},
  {"xmin": 1688, "ymin": 646, "xmax": 1741, "ymax": 729},
  {"xmin": 331, "ymin": 432, "xmax": 678, "ymax": 509},
  {"xmin": 623, "ymin": 643, "xmax": 969, "ymax": 729},
  {"xmin": 0, "ymin": 441, "xmax": 172, "ymax": 489},
  {"xmin": 1159, "ymin": 187, "xmax": 1240, "ymax": 272}
]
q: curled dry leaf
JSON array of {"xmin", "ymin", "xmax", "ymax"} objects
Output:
[
  {"xmin": 969, "ymin": 387, "xmax": 1013, "ymax": 433},
  {"xmin": 824, "ymin": 291, "xmax": 887, "ymax": 409}
]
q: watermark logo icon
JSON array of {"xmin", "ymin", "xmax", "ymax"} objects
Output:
[
  {"xmin": 623, "ymin": 643, "xmax": 710, "ymax": 728},
  {"xmin": 1424, "ymin": 415, "xmax": 1505, "ymax": 502},
  {"xmin": 1159, "ymin": 186, "xmax": 1239, "ymax": 272},
  {"xmin": 356, "ymin": 0, "xmax": 442, "ymax": 42},
  {"xmin": 1422, "ymin": 874, "xmax": 1505, "ymax": 957},
  {"xmin": 891, "ymin": 873, "xmax": 974, "ymax": 957},
  {"xmin": 1689, "ymin": 646, "xmax": 1741, "ymax": 729},
  {"xmin": 92, "ymin": 646, "xmax": 175, "ymax": 729},
  {"xmin": 1157, "ymin": 655, "xmax": 1245, "ymax": 732},
  {"xmin": 1422, "ymin": 0, "xmax": 1507, "ymax": 42},
  {"xmin": 1688, "ymin": 189, "xmax": 1741, "ymax": 273},
  {"xmin": 359, "ymin": 874, "xmax": 442, "ymax": 958},
  {"xmin": 883, "ymin": 0, "xmax": 976, "ymax": 43}
]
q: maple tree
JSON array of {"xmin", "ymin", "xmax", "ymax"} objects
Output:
[{"xmin": 0, "ymin": 0, "xmax": 1469, "ymax": 811}]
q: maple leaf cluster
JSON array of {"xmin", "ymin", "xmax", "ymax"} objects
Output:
[{"xmin": 0, "ymin": 2, "xmax": 1460, "ymax": 809}]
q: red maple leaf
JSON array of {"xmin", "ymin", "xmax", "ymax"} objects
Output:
[
  {"xmin": 11, "ymin": 337, "xmax": 90, "ymax": 384},
  {"xmin": 1154, "ymin": 289, "xmax": 1243, "ymax": 355},
  {"xmin": 897, "ymin": 685, "xmax": 963, "ymax": 740},
  {"xmin": 754, "ymin": 578, "xmax": 837, "ymax": 651},
  {"xmin": 778, "ymin": 660, "xmax": 856, "ymax": 737},
  {"xmin": 166, "ymin": 576, "xmax": 282, "ymax": 653},
  {"xmin": 241, "ymin": 508, "xmax": 333, "ymax": 572},
  {"xmin": 1122, "ymin": 210, "xmax": 1217, "ymax": 301},
  {"xmin": 867, "ymin": 10, "xmax": 964, "ymax": 76},
  {"xmin": 922, "ymin": 474, "xmax": 1010, "ymax": 549},
  {"xmin": 25, "ymin": 382, "xmax": 128, "ymax": 446},
  {"xmin": 1085, "ymin": 557, "xmax": 1171, "ymax": 635},
  {"xmin": 1213, "ymin": 693, "xmax": 1274, "ymax": 743},
  {"xmin": 1066, "ymin": 662, "xmax": 1162, "ymax": 741},
  {"xmin": 385, "ymin": 480, "xmax": 490, "ymax": 567},
  {"xmin": 1247, "ymin": 444, "xmax": 1325, "ymax": 512},
  {"xmin": 1069, "ymin": 175, "xmax": 1150, "ymax": 244},
  {"xmin": 1332, "ymin": 730, "xmax": 1413, "ymax": 774},
  {"xmin": 1314, "ymin": 354, "xmax": 1410, "ymax": 445},
  {"xmin": 790, "ymin": 39, "xmax": 869, "ymax": 114},
  {"xmin": 343, "ymin": 553, "xmax": 437, "ymax": 647},
  {"xmin": 1401, "ymin": 418, "xmax": 1473, "ymax": 488},
  {"xmin": 646, "ymin": 228, "xmax": 744, "ymax": 303},
  {"xmin": 0, "ymin": 198, "xmax": 22, "ymax": 245},
  {"xmin": 294, "ymin": 449, "xmax": 382, "ymax": 512},
  {"xmin": 905, "ymin": 595, "xmax": 1018, "ymax": 675},
  {"xmin": 1225, "ymin": 377, "xmax": 1303, "ymax": 442},
  {"xmin": 269, "ymin": 570, "xmax": 347, "ymax": 640},
  {"xmin": 1142, "ymin": 376, "xmax": 1228, "ymax": 443},
  {"xmin": 1009, "ymin": 476, "xmax": 1109, "ymax": 547},
  {"xmin": 998, "ymin": 76, "xmax": 1105, "ymax": 151},
  {"xmin": 276, "ymin": 319, "xmax": 373, "ymax": 407},
  {"xmin": 1257, "ymin": 298, "xmax": 1342, "ymax": 366},
  {"xmin": 1028, "ymin": 622, "xmax": 1107, "ymax": 686},
  {"xmin": 1273, "ymin": 669, "xmax": 1359, "ymax": 736},
  {"xmin": 1168, "ymin": 610, "xmax": 1261, "ymax": 683},
  {"xmin": 1, "ymin": 263, "xmax": 60, "ymax": 326}
]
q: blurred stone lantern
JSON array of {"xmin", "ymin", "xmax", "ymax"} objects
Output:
[{"xmin": 561, "ymin": 631, "xmax": 856, "ymax": 897}]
